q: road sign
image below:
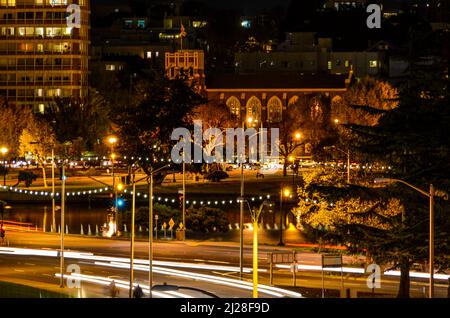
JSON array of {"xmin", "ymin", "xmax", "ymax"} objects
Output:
[
  {"xmin": 169, "ymin": 218, "xmax": 175, "ymax": 230},
  {"xmin": 155, "ymin": 214, "xmax": 159, "ymax": 221},
  {"xmin": 321, "ymin": 254, "xmax": 344, "ymax": 298},
  {"xmin": 321, "ymin": 254, "xmax": 343, "ymax": 268},
  {"xmin": 268, "ymin": 252, "xmax": 294, "ymax": 264},
  {"xmin": 162, "ymin": 222, "xmax": 167, "ymax": 229},
  {"xmin": 267, "ymin": 251, "xmax": 299, "ymax": 287}
]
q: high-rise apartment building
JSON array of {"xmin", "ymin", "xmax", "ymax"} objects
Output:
[{"xmin": 0, "ymin": 0, "xmax": 90, "ymax": 112}]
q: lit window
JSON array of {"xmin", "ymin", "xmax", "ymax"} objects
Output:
[
  {"xmin": 124, "ymin": 20, "xmax": 133, "ymax": 29},
  {"xmin": 241, "ymin": 20, "xmax": 251, "ymax": 28},
  {"xmin": 38, "ymin": 104, "xmax": 45, "ymax": 114},
  {"xmin": 369, "ymin": 60, "xmax": 378, "ymax": 68},
  {"xmin": 327, "ymin": 61, "xmax": 332, "ymax": 70},
  {"xmin": 36, "ymin": 88, "xmax": 43, "ymax": 97},
  {"xmin": 35, "ymin": 27, "xmax": 44, "ymax": 37},
  {"xmin": 146, "ymin": 51, "xmax": 152, "ymax": 58},
  {"xmin": 345, "ymin": 60, "xmax": 350, "ymax": 67},
  {"xmin": 137, "ymin": 20, "xmax": 146, "ymax": 29},
  {"xmin": 105, "ymin": 64, "xmax": 116, "ymax": 71},
  {"xmin": 155, "ymin": 51, "xmax": 159, "ymax": 57}
]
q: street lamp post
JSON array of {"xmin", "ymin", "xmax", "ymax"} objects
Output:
[
  {"xmin": 1, "ymin": 147, "xmax": 8, "ymax": 186},
  {"xmin": 240, "ymin": 198, "xmax": 271, "ymax": 298},
  {"xmin": 147, "ymin": 164, "xmax": 170, "ymax": 298},
  {"xmin": 374, "ymin": 178, "xmax": 448, "ymax": 298},
  {"xmin": 51, "ymin": 149, "xmax": 56, "ymax": 232},
  {"xmin": 278, "ymin": 187, "xmax": 291, "ymax": 246},
  {"xmin": 239, "ymin": 116, "xmax": 256, "ymax": 279},
  {"xmin": 59, "ymin": 163, "xmax": 66, "ymax": 288},
  {"xmin": 127, "ymin": 165, "xmax": 171, "ymax": 298},
  {"xmin": 129, "ymin": 172, "xmax": 136, "ymax": 298},
  {"xmin": 107, "ymin": 136, "xmax": 118, "ymax": 233}
]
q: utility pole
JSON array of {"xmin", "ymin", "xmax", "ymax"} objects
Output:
[
  {"xmin": 51, "ymin": 149, "xmax": 55, "ymax": 232},
  {"xmin": 429, "ymin": 184, "xmax": 435, "ymax": 298},
  {"xmin": 59, "ymin": 164, "xmax": 65, "ymax": 288},
  {"xmin": 239, "ymin": 120, "xmax": 245, "ymax": 279},
  {"xmin": 129, "ymin": 172, "xmax": 136, "ymax": 298},
  {"xmin": 182, "ymin": 148, "xmax": 186, "ymax": 234},
  {"xmin": 149, "ymin": 174, "xmax": 153, "ymax": 298}
]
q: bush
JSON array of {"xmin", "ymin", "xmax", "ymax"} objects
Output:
[
  {"xmin": 205, "ymin": 170, "xmax": 229, "ymax": 182},
  {"xmin": 186, "ymin": 206, "xmax": 229, "ymax": 233},
  {"xmin": 18, "ymin": 171, "xmax": 37, "ymax": 187},
  {"xmin": 130, "ymin": 203, "xmax": 181, "ymax": 229},
  {"xmin": 127, "ymin": 204, "xmax": 230, "ymax": 233}
]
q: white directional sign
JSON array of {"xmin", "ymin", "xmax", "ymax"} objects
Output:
[{"xmin": 321, "ymin": 254, "xmax": 343, "ymax": 268}]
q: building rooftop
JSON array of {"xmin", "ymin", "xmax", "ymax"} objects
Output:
[{"xmin": 206, "ymin": 73, "xmax": 348, "ymax": 90}]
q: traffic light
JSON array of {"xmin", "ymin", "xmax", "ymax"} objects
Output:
[{"xmin": 117, "ymin": 198, "xmax": 124, "ymax": 208}]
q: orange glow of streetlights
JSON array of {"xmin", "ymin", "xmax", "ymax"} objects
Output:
[
  {"xmin": 283, "ymin": 188, "xmax": 291, "ymax": 198},
  {"xmin": 294, "ymin": 132, "xmax": 301, "ymax": 141},
  {"xmin": 107, "ymin": 136, "xmax": 118, "ymax": 145},
  {"xmin": 334, "ymin": 118, "xmax": 340, "ymax": 124},
  {"xmin": 0, "ymin": 147, "xmax": 8, "ymax": 155},
  {"xmin": 247, "ymin": 117, "xmax": 254, "ymax": 124},
  {"xmin": 116, "ymin": 183, "xmax": 124, "ymax": 192}
]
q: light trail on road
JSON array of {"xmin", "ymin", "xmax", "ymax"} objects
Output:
[
  {"xmin": 275, "ymin": 264, "xmax": 450, "ymax": 281},
  {"xmin": 1, "ymin": 247, "xmax": 301, "ymax": 298}
]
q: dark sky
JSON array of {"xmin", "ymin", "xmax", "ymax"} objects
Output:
[
  {"xmin": 94, "ymin": 0, "xmax": 292, "ymax": 14},
  {"xmin": 204, "ymin": 0, "xmax": 291, "ymax": 13}
]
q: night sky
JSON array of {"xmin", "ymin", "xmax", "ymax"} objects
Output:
[{"xmin": 204, "ymin": 0, "xmax": 291, "ymax": 12}]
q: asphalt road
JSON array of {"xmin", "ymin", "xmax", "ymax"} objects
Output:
[
  {"xmin": 2, "ymin": 231, "xmax": 449, "ymax": 298},
  {"xmin": 0, "ymin": 252, "xmax": 274, "ymax": 298}
]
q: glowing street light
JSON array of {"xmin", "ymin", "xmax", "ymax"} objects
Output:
[
  {"xmin": 294, "ymin": 132, "xmax": 301, "ymax": 141},
  {"xmin": 374, "ymin": 178, "xmax": 448, "ymax": 298},
  {"xmin": 0, "ymin": 147, "xmax": 8, "ymax": 186},
  {"xmin": 108, "ymin": 136, "xmax": 118, "ymax": 145},
  {"xmin": 278, "ymin": 187, "xmax": 291, "ymax": 246}
]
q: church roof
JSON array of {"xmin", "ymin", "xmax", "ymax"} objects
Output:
[{"xmin": 206, "ymin": 72, "xmax": 348, "ymax": 91}]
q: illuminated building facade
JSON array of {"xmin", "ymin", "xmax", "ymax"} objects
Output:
[
  {"xmin": 165, "ymin": 50, "xmax": 205, "ymax": 92},
  {"xmin": 0, "ymin": 0, "xmax": 90, "ymax": 112}
]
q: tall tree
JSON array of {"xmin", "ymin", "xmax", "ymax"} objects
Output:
[
  {"xmin": 110, "ymin": 72, "xmax": 205, "ymax": 179},
  {"xmin": 18, "ymin": 116, "xmax": 56, "ymax": 188},
  {"xmin": 331, "ymin": 77, "xmax": 399, "ymax": 127},
  {"xmin": 293, "ymin": 24, "xmax": 450, "ymax": 297},
  {"xmin": 40, "ymin": 91, "xmax": 110, "ymax": 158},
  {"xmin": 0, "ymin": 99, "xmax": 33, "ymax": 157},
  {"xmin": 191, "ymin": 101, "xmax": 236, "ymax": 171}
]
